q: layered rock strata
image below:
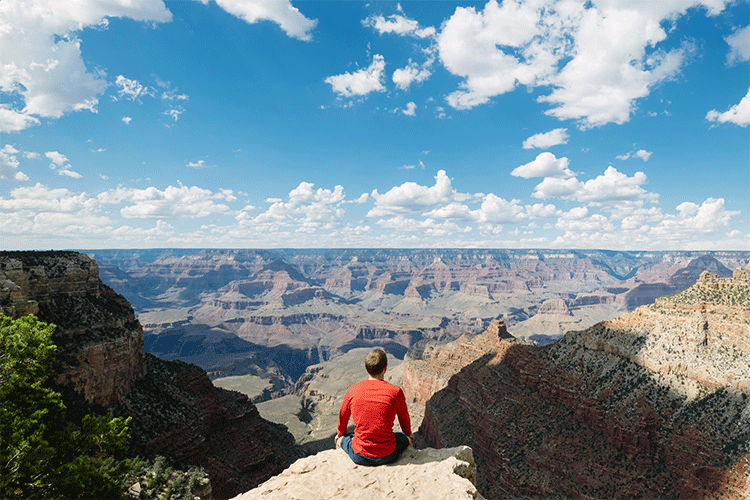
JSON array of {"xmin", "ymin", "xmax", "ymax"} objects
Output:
[
  {"xmin": 420, "ymin": 273, "xmax": 750, "ymax": 499},
  {"xmin": 113, "ymin": 354, "xmax": 302, "ymax": 499},
  {"xmin": 0, "ymin": 251, "xmax": 301, "ymax": 498},
  {"xmin": 0, "ymin": 251, "xmax": 145, "ymax": 406},
  {"xmin": 230, "ymin": 446, "xmax": 484, "ymax": 500}
]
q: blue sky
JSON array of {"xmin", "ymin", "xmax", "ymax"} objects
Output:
[{"xmin": 1, "ymin": 0, "xmax": 748, "ymax": 250}]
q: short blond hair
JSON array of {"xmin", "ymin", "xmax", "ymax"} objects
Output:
[{"xmin": 365, "ymin": 348, "xmax": 387, "ymax": 376}]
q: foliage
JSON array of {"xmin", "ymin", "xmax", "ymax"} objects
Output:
[{"xmin": 0, "ymin": 314, "xmax": 132, "ymax": 499}]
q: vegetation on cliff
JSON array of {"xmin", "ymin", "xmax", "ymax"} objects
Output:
[{"xmin": 0, "ymin": 314, "xmax": 132, "ymax": 499}]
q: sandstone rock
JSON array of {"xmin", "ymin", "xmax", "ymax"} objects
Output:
[
  {"xmin": 0, "ymin": 251, "xmax": 146, "ymax": 406},
  {"xmin": 231, "ymin": 446, "xmax": 485, "ymax": 500},
  {"xmin": 420, "ymin": 273, "xmax": 750, "ymax": 500}
]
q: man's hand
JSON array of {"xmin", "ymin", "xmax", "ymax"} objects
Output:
[
  {"xmin": 335, "ymin": 435, "xmax": 342, "ymax": 449},
  {"xmin": 407, "ymin": 434, "xmax": 414, "ymax": 448}
]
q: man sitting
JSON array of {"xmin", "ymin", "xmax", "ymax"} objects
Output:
[{"xmin": 335, "ymin": 348, "xmax": 413, "ymax": 465}]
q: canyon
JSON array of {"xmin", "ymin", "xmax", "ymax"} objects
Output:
[
  {"xmin": 0, "ymin": 251, "xmax": 301, "ymax": 499},
  {"xmin": 86, "ymin": 248, "xmax": 746, "ymax": 388},
  {"xmin": 414, "ymin": 267, "xmax": 750, "ymax": 499},
  {"xmin": 3, "ymin": 249, "xmax": 749, "ymax": 499}
]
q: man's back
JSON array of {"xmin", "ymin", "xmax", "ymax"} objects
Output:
[{"xmin": 338, "ymin": 379, "xmax": 411, "ymax": 458}]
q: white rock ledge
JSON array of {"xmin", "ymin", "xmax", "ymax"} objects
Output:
[{"xmin": 231, "ymin": 445, "xmax": 485, "ymax": 500}]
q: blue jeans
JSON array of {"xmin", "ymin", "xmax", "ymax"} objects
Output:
[{"xmin": 339, "ymin": 432, "xmax": 410, "ymax": 466}]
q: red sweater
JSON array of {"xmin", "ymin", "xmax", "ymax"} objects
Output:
[{"xmin": 337, "ymin": 379, "xmax": 411, "ymax": 458}]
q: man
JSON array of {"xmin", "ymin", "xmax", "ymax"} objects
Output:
[{"xmin": 335, "ymin": 348, "xmax": 413, "ymax": 465}]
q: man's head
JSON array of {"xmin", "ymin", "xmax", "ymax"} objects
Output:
[{"xmin": 365, "ymin": 348, "xmax": 387, "ymax": 376}]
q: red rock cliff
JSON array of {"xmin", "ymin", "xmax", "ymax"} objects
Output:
[
  {"xmin": 418, "ymin": 274, "xmax": 750, "ymax": 500},
  {"xmin": 1, "ymin": 251, "xmax": 146, "ymax": 406}
]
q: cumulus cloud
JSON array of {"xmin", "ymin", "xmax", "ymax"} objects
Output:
[
  {"xmin": 325, "ymin": 54, "xmax": 387, "ymax": 98},
  {"xmin": 725, "ymin": 25, "xmax": 750, "ymax": 65},
  {"xmin": 0, "ymin": 145, "xmax": 28, "ymax": 181},
  {"xmin": 392, "ymin": 59, "xmax": 433, "ymax": 90},
  {"xmin": 437, "ymin": 0, "xmax": 724, "ymax": 127},
  {"xmin": 240, "ymin": 181, "xmax": 347, "ymax": 232},
  {"xmin": 0, "ymin": 183, "xmax": 99, "ymax": 213},
  {"xmin": 0, "ymin": 0, "xmax": 172, "ymax": 132},
  {"xmin": 45, "ymin": 151, "xmax": 69, "ymax": 167},
  {"xmin": 512, "ymin": 152, "xmax": 575, "ymax": 179},
  {"xmin": 533, "ymin": 166, "xmax": 658, "ymax": 207},
  {"xmin": 198, "ymin": 0, "xmax": 317, "ymax": 41},
  {"xmin": 706, "ymin": 87, "xmax": 750, "ymax": 127},
  {"xmin": 649, "ymin": 198, "xmax": 739, "ymax": 239},
  {"xmin": 368, "ymin": 170, "xmax": 456, "ymax": 217},
  {"xmin": 98, "ymin": 185, "xmax": 235, "ymax": 218},
  {"xmin": 122, "ymin": 116, "xmax": 132, "ymax": 124},
  {"xmin": 402, "ymin": 102, "xmax": 417, "ymax": 116},
  {"xmin": 522, "ymin": 128, "xmax": 569, "ymax": 149}
]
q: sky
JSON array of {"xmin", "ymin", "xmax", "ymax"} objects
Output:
[{"xmin": 1, "ymin": 0, "xmax": 748, "ymax": 251}]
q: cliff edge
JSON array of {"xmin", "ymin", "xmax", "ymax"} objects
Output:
[
  {"xmin": 418, "ymin": 269, "xmax": 750, "ymax": 499},
  {"xmin": 231, "ymin": 446, "xmax": 484, "ymax": 500},
  {"xmin": 0, "ymin": 251, "xmax": 301, "ymax": 499}
]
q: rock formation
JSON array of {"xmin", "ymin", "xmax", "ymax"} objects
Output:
[
  {"xmin": 418, "ymin": 272, "xmax": 750, "ymax": 499},
  {"xmin": 0, "ymin": 251, "xmax": 301, "ymax": 499},
  {"xmin": 230, "ymin": 446, "xmax": 485, "ymax": 500},
  {"xmin": 0, "ymin": 251, "xmax": 145, "ymax": 406}
]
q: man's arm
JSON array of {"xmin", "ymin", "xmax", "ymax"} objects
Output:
[
  {"xmin": 337, "ymin": 389, "xmax": 352, "ymax": 438},
  {"xmin": 395, "ymin": 388, "xmax": 411, "ymax": 438}
]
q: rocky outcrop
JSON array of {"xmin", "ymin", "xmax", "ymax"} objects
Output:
[
  {"xmin": 230, "ymin": 446, "xmax": 485, "ymax": 500},
  {"xmin": 0, "ymin": 251, "xmax": 146, "ymax": 406},
  {"xmin": 420, "ymin": 274, "xmax": 750, "ymax": 500},
  {"xmin": 402, "ymin": 320, "xmax": 512, "ymax": 406},
  {"xmin": 1, "ymin": 251, "xmax": 301, "ymax": 499},
  {"xmin": 113, "ymin": 354, "xmax": 302, "ymax": 500}
]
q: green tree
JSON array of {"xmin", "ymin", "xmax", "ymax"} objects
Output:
[{"xmin": 0, "ymin": 314, "xmax": 132, "ymax": 499}]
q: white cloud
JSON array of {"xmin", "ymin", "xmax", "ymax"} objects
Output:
[
  {"xmin": 362, "ymin": 13, "xmax": 435, "ymax": 38},
  {"xmin": 0, "ymin": 106, "xmax": 40, "ymax": 132},
  {"xmin": 58, "ymin": 168, "xmax": 83, "ymax": 179},
  {"xmin": 45, "ymin": 151, "xmax": 69, "ymax": 167},
  {"xmin": 725, "ymin": 25, "xmax": 750, "ymax": 65},
  {"xmin": 23, "ymin": 152, "xmax": 40, "ymax": 160},
  {"xmin": 114, "ymin": 75, "xmax": 152, "ymax": 101},
  {"xmin": 650, "ymin": 198, "xmax": 739, "ymax": 238},
  {"xmin": 512, "ymin": 152, "xmax": 574, "ymax": 179},
  {"xmin": 617, "ymin": 149, "xmax": 653, "ymax": 161},
  {"xmin": 187, "ymin": 160, "xmax": 212, "ymax": 169},
  {"xmin": 164, "ymin": 107, "xmax": 185, "ymax": 121},
  {"xmin": 98, "ymin": 185, "xmax": 235, "ymax": 219},
  {"xmin": 325, "ymin": 54, "xmax": 386, "ymax": 98},
  {"xmin": 368, "ymin": 170, "xmax": 456, "ymax": 217},
  {"xmin": 522, "ymin": 128, "xmax": 569, "ymax": 149},
  {"xmin": 533, "ymin": 166, "xmax": 658, "ymax": 207},
  {"xmin": 392, "ymin": 59, "xmax": 433, "ymax": 90},
  {"xmin": 0, "ymin": 0, "xmax": 172, "ymax": 132},
  {"xmin": 0, "ymin": 144, "xmax": 26, "ymax": 181},
  {"xmin": 122, "ymin": 116, "xmax": 132, "ymax": 125},
  {"xmin": 437, "ymin": 0, "xmax": 727, "ymax": 127},
  {"xmin": 241, "ymin": 181, "xmax": 347, "ymax": 232},
  {"xmin": 402, "ymin": 102, "xmax": 417, "ymax": 116},
  {"xmin": 706, "ymin": 87, "xmax": 750, "ymax": 127},
  {"xmin": 200, "ymin": 0, "xmax": 317, "ymax": 41},
  {"xmin": 0, "ymin": 183, "xmax": 99, "ymax": 213}
]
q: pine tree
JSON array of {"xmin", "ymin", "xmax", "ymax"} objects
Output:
[{"xmin": 0, "ymin": 314, "xmax": 132, "ymax": 499}]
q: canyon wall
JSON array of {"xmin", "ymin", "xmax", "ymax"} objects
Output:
[
  {"xmin": 415, "ymin": 269, "xmax": 750, "ymax": 499},
  {"xmin": 0, "ymin": 251, "xmax": 301, "ymax": 499},
  {"xmin": 0, "ymin": 251, "xmax": 145, "ymax": 406}
]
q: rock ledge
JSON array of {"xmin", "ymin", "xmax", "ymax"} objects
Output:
[{"xmin": 231, "ymin": 446, "xmax": 484, "ymax": 500}]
